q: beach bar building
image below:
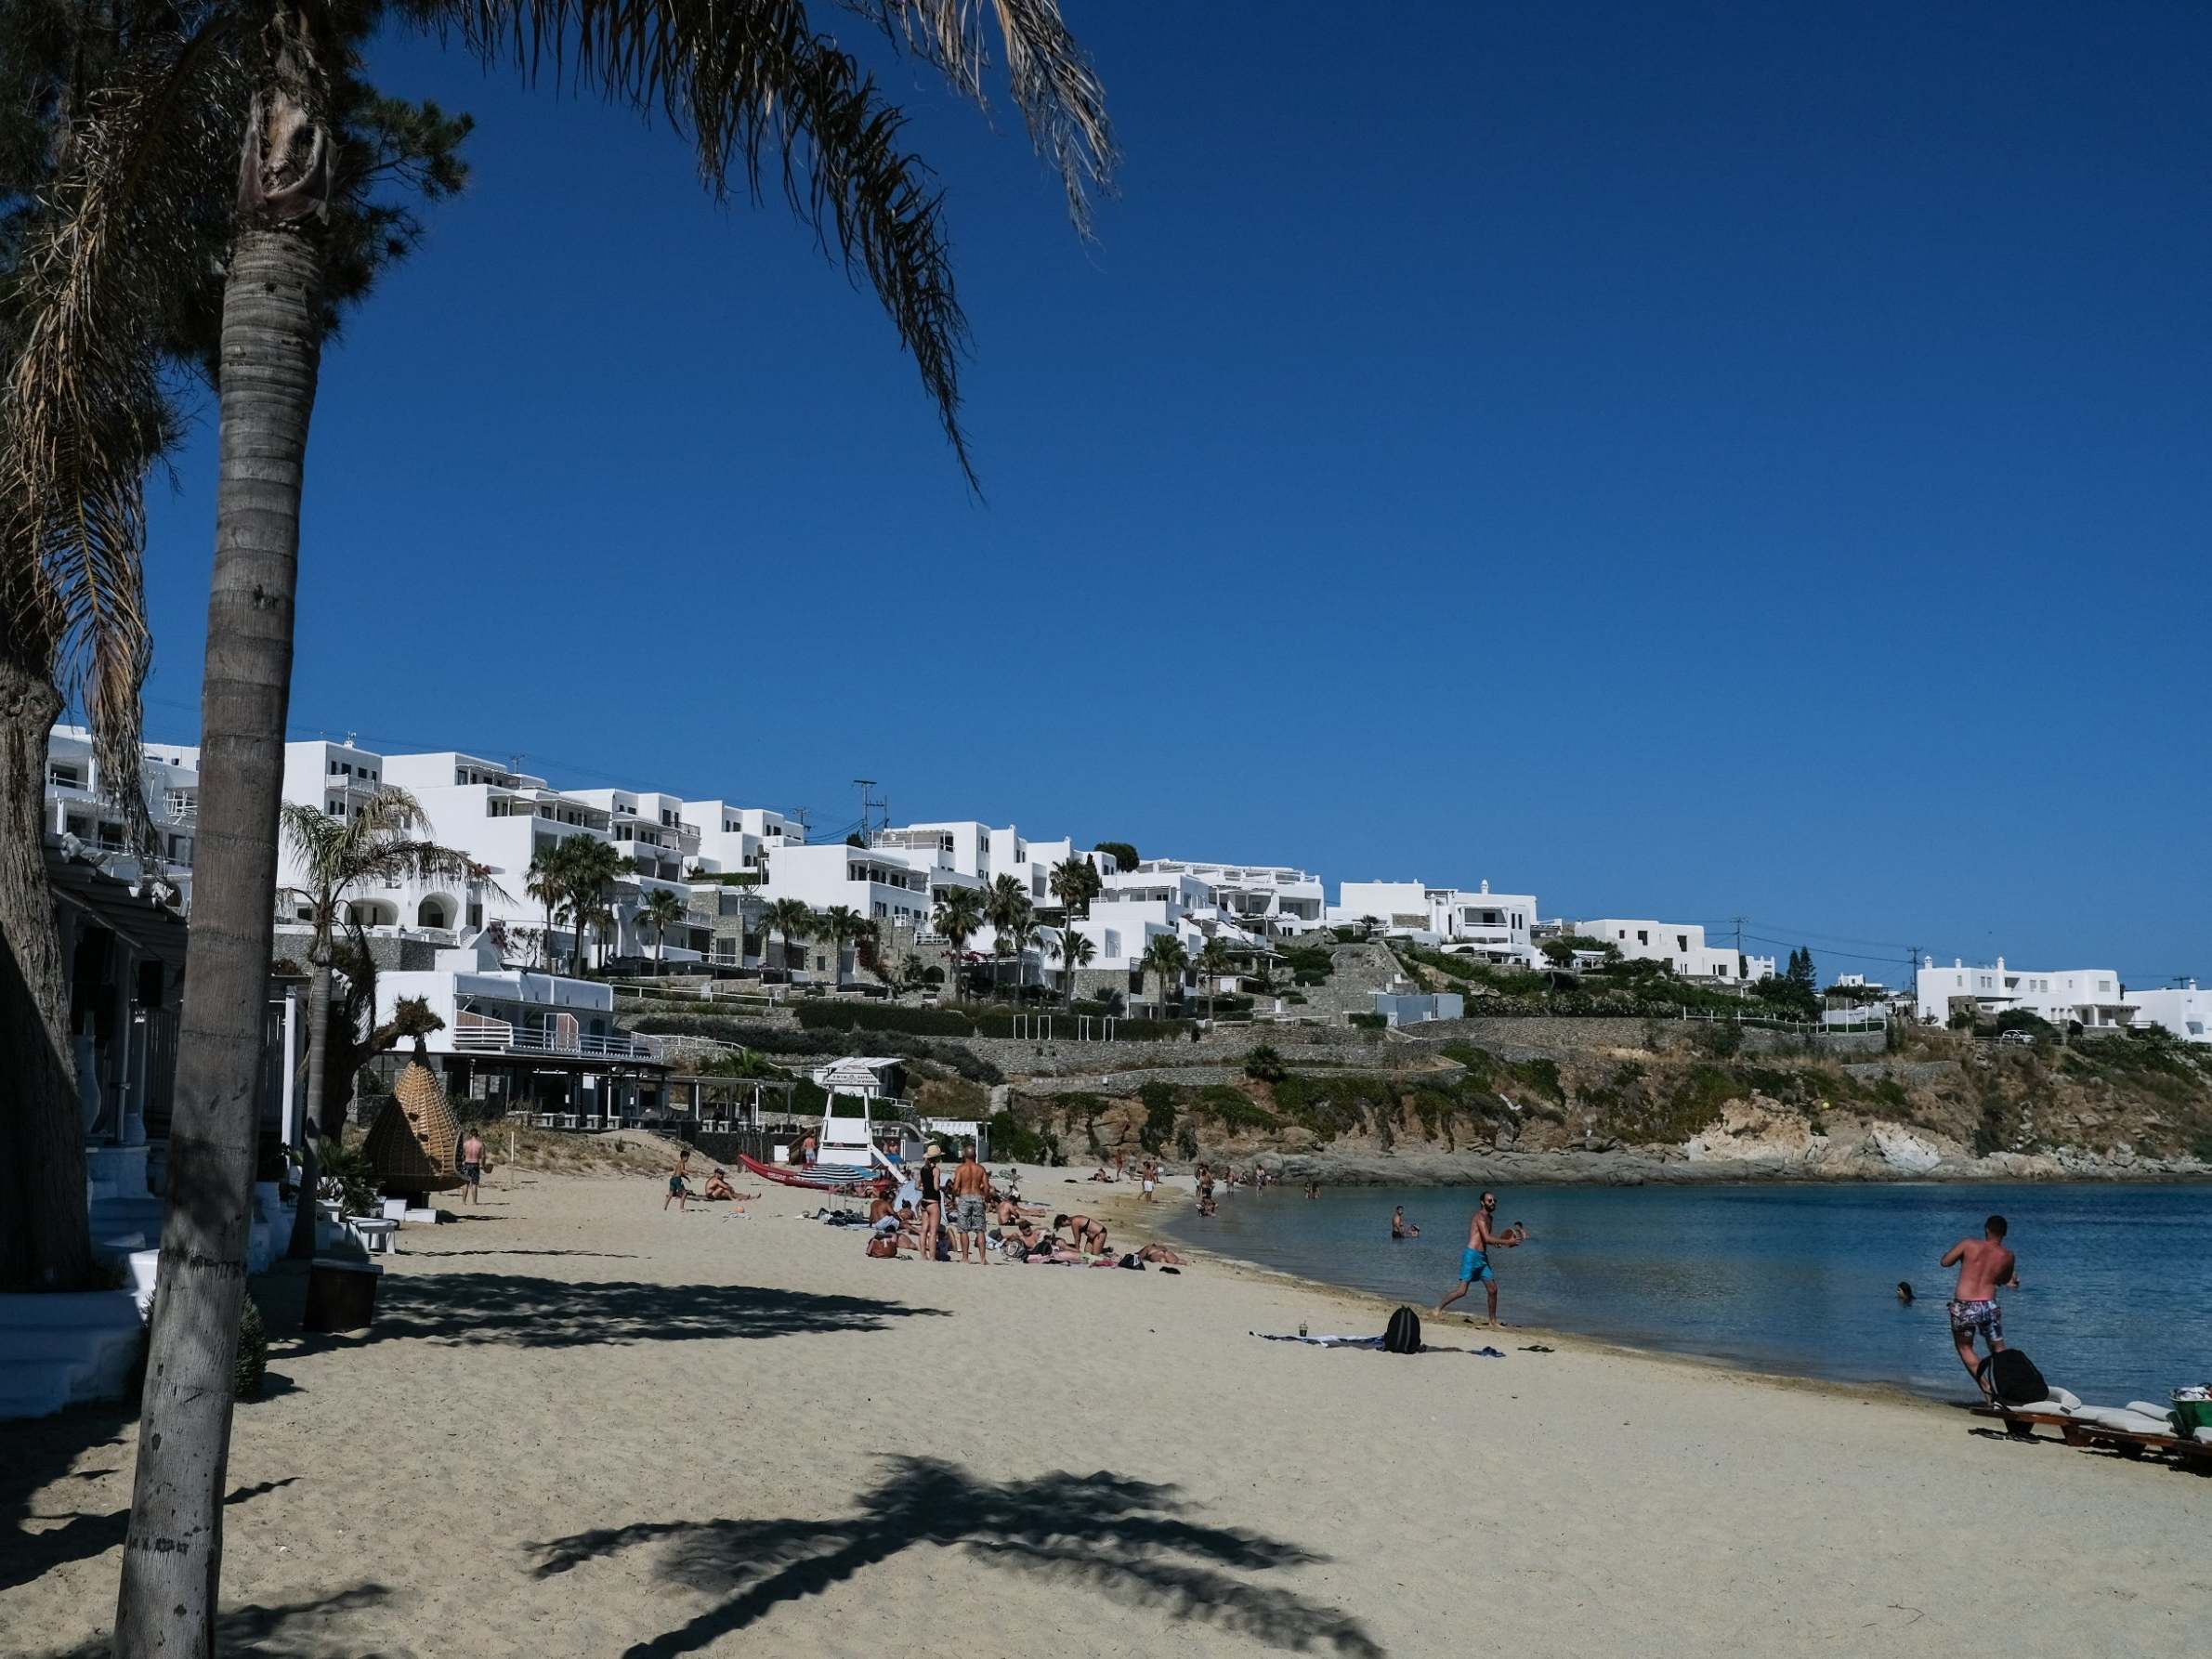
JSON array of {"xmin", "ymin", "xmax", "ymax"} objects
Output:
[{"xmin": 373, "ymin": 935, "xmax": 668, "ymax": 1126}]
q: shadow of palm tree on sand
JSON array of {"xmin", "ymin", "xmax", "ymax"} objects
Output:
[
  {"xmin": 300, "ymin": 1273, "xmax": 948, "ymax": 1351},
  {"xmin": 530, "ymin": 1456, "xmax": 1382, "ymax": 1657},
  {"xmin": 22, "ymin": 1583, "xmax": 391, "ymax": 1658}
]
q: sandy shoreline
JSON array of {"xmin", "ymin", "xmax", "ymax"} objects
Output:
[{"xmin": 5, "ymin": 1163, "xmax": 2205, "ymax": 1658}]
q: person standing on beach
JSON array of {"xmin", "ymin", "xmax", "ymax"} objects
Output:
[
  {"xmin": 1141, "ymin": 1158, "xmax": 1158, "ymax": 1201},
  {"xmin": 1942, "ymin": 1214, "xmax": 2020, "ymax": 1393},
  {"xmin": 458, "ymin": 1131, "xmax": 484, "ymax": 1205},
  {"xmin": 1436, "ymin": 1192, "xmax": 1526, "ymax": 1326},
  {"xmin": 949, "ymin": 1144, "xmax": 992, "ymax": 1265},
  {"xmin": 916, "ymin": 1144, "xmax": 944, "ymax": 1263}
]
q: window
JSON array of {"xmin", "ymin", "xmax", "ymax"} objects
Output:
[
  {"xmin": 328, "ymin": 760, "xmax": 341, "ymax": 775},
  {"xmin": 1636, "ymin": 930, "xmax": 1648, "ymax": 947},
  {"xmin": 1676, "ymin": 934, "xmax": 1688, "ymax": 953},
  {"xmin": 326, "ymin": 801, "xmax": 342, "ymax": 816}
]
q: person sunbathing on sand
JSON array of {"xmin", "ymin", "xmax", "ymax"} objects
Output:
[
  {"xmin": 1134, "ymin": 1243, "xmax": 1187, "ymax": 1265},
  {"xmin": 703, "ymin": 1169, "xmax": 736, "ymax": 1201}
]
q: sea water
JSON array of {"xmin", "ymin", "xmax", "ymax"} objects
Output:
[{"xmin": 1169, "ymin": 1180, "xmax": 2212, "ymax": 1403}]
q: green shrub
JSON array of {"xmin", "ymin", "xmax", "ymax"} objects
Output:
[
  {"xmin": 316, "ymin": 1137, "xmax": 381, "ymax": 1217},
  {"xmin": 796, "ymin": 1001, "xmax": 973, "ymax": 1036},
  {"xmin": 1138, "ymin": 1079, "xmax": 1178, "ymax": 1151},
  {"xmin": 1189, "ymin": 1084, "xmax": 1280, "ymax": 1130},
  {"xmin": 988, "ymin": 1109, "xmax": 1058, "ymax": 1164},
  {"xmin": 1346, "ymin": 1012, "xmax": 1386, "ymax": 1030},
  {"xmin": 233, "ymin": 1295, "xmax": 268, "ymax": 1400},
  {"xmin": 1243, "ymin": 1043, "xmax": 1289, "ymax": 1082}
]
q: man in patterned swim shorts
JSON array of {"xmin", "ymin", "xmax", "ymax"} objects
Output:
[{"xmin": 1941, "ymin": 1213, "xmax": 2019, "ymax": 1395}]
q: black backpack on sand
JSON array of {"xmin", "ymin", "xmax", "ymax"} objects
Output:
[
  {"xmin": 1382, "ymin": 1305, "xmax": 1421, "ymax": 1354},
  {"xmin": 1980, "ymin": 1348, "xmax": 2048, "ymax": 1406}
]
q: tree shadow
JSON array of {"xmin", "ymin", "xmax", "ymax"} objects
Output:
[
  {"xmin": 0, "ymin": 1441, "xmax": 294, "ymax": 1596},
  {"xmin": 530, "ymin": 1457, "xmax": 1382, "ymax": 1657},
  {"xmin": 295, "ymin": 1273, "xmax": 949, "ymax": 1352},
  {"xmin": 400, "ymin": 1248, "xmax": 641, "ymax": 1259},
  {"xmin": 19, "ymin": 1581, "xmax": 392, "ymax": 1658}
]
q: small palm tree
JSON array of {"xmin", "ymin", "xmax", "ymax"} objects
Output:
[
  {"xmin": 1005, "ymin": 905, "xmax": 1041, "ymax": 999},
  {"xmin": 1141, "ymin": 934, "xmax": 1190, "ymax": 1019},
  {"xmin": 932, "ymin": 885, "xmax": 986, "ymax": 1002},
  {"xmin": 765, "ymin": 897, "xmax": 817, "ymax": 979},
  {"xmin": 638, "ymin": 886, "xmax": 687, "ymax": 964},
  {"xmin": 1196, "ymin": 936, "xmax": 1234, "ymax": 1023},
  {"xmin": 525, "ymin": 852, "xmax": 566, "ymax": 964},
  {"xmin": 555, "ymin": 838, "xmax": 634, "ymax": 973},
  {"xmin": 1048, "ymin": 928, "xmax": 1096, "ymax": 1005},
  {"xmin": 818, "ymin": 904, "xmax": 866, "ymax": 986},
  {"xmin": 1048, "ymin": 855, "xmax": 1101, "ymax": 922},
  {"xmin": 985, "ymin": 873, "xmax": 1028, "ymax": 1000},
  {"xmin": 277, "ymin": 788, "xmax": 505, "ymax": 1257}
]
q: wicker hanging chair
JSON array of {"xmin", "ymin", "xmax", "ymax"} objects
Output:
[{"xmin": 364, "ymin": 1057, "xmax": 466, "ymax": 1195}]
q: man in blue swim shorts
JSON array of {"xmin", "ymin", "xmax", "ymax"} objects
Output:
[{"xmin": 1435, "ymin": 1191, "xmax": 1528, "ymax": 1327}]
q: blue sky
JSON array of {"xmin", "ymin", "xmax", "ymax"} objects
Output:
[{"xmin": 132, "ymin": 3, "xmax": 2208, "ymax": 984}]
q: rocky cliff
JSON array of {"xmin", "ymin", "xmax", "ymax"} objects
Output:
[{"xmin": 1001, "ymin": 1025, "xmax": 2212, "ymax": 1183}]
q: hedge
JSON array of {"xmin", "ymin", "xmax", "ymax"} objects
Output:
[
  {"xmin": 792, "ymin": 999, "xmax": 1184, "ymax": 1043},
  {"xmin": 626, "ymin": 1012, "xmax": 1005, "ymax": 1084},
  {"xmin": 798, "ymin": 1001, "xmax": 973, "ymax": 1036}
]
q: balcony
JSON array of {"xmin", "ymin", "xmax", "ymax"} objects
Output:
[{"xmin": 452, "ymin": 1012, "xmax": 660, "ymax": 1063}]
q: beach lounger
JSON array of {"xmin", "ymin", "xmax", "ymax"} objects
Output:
[{"xmin": 1977, "ymin": 1397, "xmax": 2212, "ymax": 1465}]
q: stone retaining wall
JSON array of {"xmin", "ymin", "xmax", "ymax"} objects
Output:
[{"xmin": 1396, "ymin": 1016, "xmax": 1887, "ymax": 1061}]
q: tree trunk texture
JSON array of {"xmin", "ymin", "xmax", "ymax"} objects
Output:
[
  {"xmin": 114, "ymin": 223, "xmax": 322, "ymax": 1659},
  {"xmin": 283, "ymin": 947, "xmax": 333, "ymax": 1260},
  {"xmin": 0, "ymin": 656, "xmax": 96, "ymax": 1290}
]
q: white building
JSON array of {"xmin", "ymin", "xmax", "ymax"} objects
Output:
[
  {"xmin": 2125, "ymin": 982, "xmax": 2212, "ymax": 1044},
  {"xmin": 1333, "ymin": 881, "xmax": 1539, "ymax": 966},
  {"xmin": 756, "ymin": 842, "xmax": 936, "ymax": 932},
  {"xmin": 1576, "ymin": 919, "xmax": 1750, "ymax": 982},
  {"xmin": 1137, "ymin": 858, "xmax": 1326, "ymax": 935},
  {"xmin": 1914, "ymin": 958, "xmax": 2136, "ymax": 1029},
  {"xmin": 43, "ymin": 725, "xmax": 200, "ymax": 896},
  {"xmin": 868, "ymin": 821, "xmax": 1113, "ymax": 908},
  {"xmin": 682, "ymin": 800, "xmax": 804, "ymax": 876}
]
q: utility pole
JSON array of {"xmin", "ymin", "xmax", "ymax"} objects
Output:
[{"xmin": 853, "ymin": 778, "xmax": 875, "ymax": 841}]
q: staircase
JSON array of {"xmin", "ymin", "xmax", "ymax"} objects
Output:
[
  {"xmin": 0, "ymin": 1291, "xmax": 145, "ymax": 1421},
  {"xmin": 0, "ymin": 1147, "xmax": 294, "ymax": 1423}
]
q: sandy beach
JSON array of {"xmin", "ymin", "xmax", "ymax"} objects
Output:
[{"xmin": 5, "ymin": 1162, "xmax": 2205, "ymax": 1658}]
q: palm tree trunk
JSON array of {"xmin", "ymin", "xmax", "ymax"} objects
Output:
[
  {"xmin": 115, "ymin": 220, "xmax": 323, "ymax": 1658},
  {"xmin": 284, "ymin": 941, "xmax": 334, "ymax": 1260},
  {"xmin": 0, "ymin": 654, "xmax": 96, "ymax": 1291}
]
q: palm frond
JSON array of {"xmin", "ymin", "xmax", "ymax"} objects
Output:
[
  {"xmin": 837, "ymin": 0, "xmax": 1115, "ymax": 233},
  {"xmin": 1, "ymin": 20, "xmax": 243, "ymax": 851},
  {"xmin": 401, "ymin": 0, "xmax": 1107, "ymax": 484}
]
